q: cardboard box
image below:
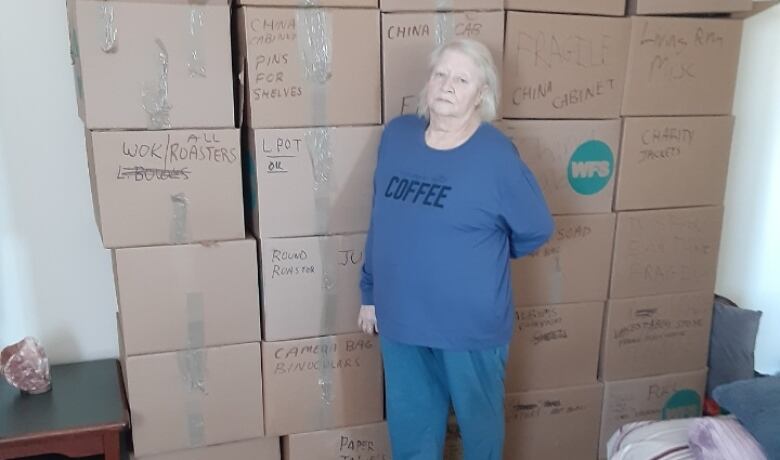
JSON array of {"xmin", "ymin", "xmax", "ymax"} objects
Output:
[
  {"xmin": 500, "ymin": 119, "xmax": 621, "ymax": 215},
  {"xmin": 380, "ymin": 0, "xmax": 503, "ymax": 11},
  {"xmin": 66, "ymin": 0, "xmax": 234, "ymax": 130},
  {"xmin": 283, "ymin": 422, "xmax": 390, "ymax": 460},
  {"xmin": 628, "ymin": 0, "xmax": 751, "ymax": 15},
  {"xmin": 381, "ymin": 11, "xmax": 505, "ymax": 121},
  {"xmin": 506, "ymin": 302, "xmax": 604, "ymax": 392},
  {"xmin": 732, "ymin": 2, "xmax": 780, "ymax": 19},
  {"xmin": 262, "ymin": 333, "xmax": 384, "ymax": 436},
  {"xmin": 114, "ymin": 239, "xmax": 261, "ymax": 356},
  {"xmin": 505, "ymin": 0, "xmax": 625, "ymax": 16},
  {"xmin": 236, "ymin": 7, "xmax": 381, "ymax": 128},
  {"xmin": 599, "ymin": 369, "xmax": 707, "ymax": 459},
  {"xmin": 503, "ymin": 12, "xmax": 630, "ymax": 119},
  {"xmin": 600, "ymin": 291, "xmax": 713, "ymax": 381},
  {"xmin": 505, "ymin": 383, "xmax": 604, "ymax": 460},
  {"xmin": 511, "ymin": 213, "xmax": 616, "ymax": 306},
  {"xmin": 610, "ymin": 207, "xmax": 723, "ymax": 299},
  {"xmin": 126, "ymin": 343, "xmax": 264, "ymax": 456},
  {"xmin": 87, "ymin": 129, "xmax": 244, "ymax": 248},
  {"xmin": 259, "ymin": 233, "xmax": 366, "ymax": 341},
  {"xmin": 614, "ymin": 116, "xmax": 733, "ymax": 211},
  {"xmin": 622, "ymin": 17, "xmax": 743, "ymax": 116},
  {"xmin": 240, "ymin": 0, "xmax": 376, "ymax": 6},
  {"xmin": 246, "ymin": 127, "xmax": 381, "ymax": 239},
  {"xmin": 129, "ymin": 438, "xmax": 281, "ymax": 460}
]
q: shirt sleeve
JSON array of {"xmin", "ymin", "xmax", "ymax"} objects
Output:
[
  {"xmin": 360, "ymin": 127, "xmax": 387, "ymax": 306},
  {"xmin": 360, "ymin": 206, "xmax": 375, "ymax": 305},
  {"xmin": 499, "ymin": 146, "xmax": 554, "ymax": 259}
]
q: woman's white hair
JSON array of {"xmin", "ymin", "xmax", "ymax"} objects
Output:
[{"xmin": 417, "ymin": 38, "xmax": 500, "ymax": 122}]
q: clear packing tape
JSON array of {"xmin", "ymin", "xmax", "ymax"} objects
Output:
[
  {"xmin": 142, "ymin": 38, "xmax": 173, "ymax": 130},
  {"xmin": 295, "ymin": 5, "xmax": 335, "ymax": 240},
  {"xmin": 97, "ymin": 2, "xmax": 209, "ymax": 124},
  {"xmin": 318, "ymin": 376, "xmax": 336, "ymax": 405},
  {"xmin": 99, "ymin": 2, "xmax": 117, "ymax": 53},
  {"xmin": 177, "ymin": 291, "xmax": 207, "ymax": 448},
  {"xmin": 305, "ymin": 128, "xmax": 334, "ymax": 235},
  {"xmin": 170, "ymin": 193, "xmax": 190, "ymax": 244},
  {"xmin": 435, "ymin": 11, "xmax": 455, "ymax": 46},
  {"xmin": 298, "ymin": 8, "xmax": 336, "ymax": 233},
  {"xmin": 177, "ymin": 348, "xmax": 207, "ymax": 447},
  {"xmin": 187, "ymin": 7, "xmax": 207, "ymax": 78},
  {"xmin": 186, "ymin": 292, "xmax": 206, "ymax": 352},
  {"xmin": 316, "ymin": 237, "xmax": 339, "ymax": 416},
  {"xmin": 549, "ymin": 254, "xmax": 563, "ymax": 305},
  {"xmin": 296, "ymin": 7, "xmax": 332, "ymax": 87},
  {"xmin": 296, "ymin": 7, "xmax": 332, "ymax": 131},
  {"xmin": 295, "ymin": 7, "xmax": 339, "ymax": 418},
  {"xmin": 317, "ymin": 234, "xmax": 339, "ymax": 310},
  {"xmin": 177, "ymin": 349, "xmax": 206, "ymax": 397},
  {"xmin": 305, "ymin": 129, "xmax": 339, "ymax": 322}
]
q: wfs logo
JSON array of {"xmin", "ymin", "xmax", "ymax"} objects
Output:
[{"xmin": 567, "ymin": 140, "xmax": 614, "ymax": 196}]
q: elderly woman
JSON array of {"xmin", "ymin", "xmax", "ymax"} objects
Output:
[{"xmin": 358, "ymin": 38, "xmax": 553, "ymax": 459}]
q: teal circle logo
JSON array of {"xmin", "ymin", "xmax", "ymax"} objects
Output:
[
  {"xmin": 567, "ymin": 140, "xmax": 614, "ymax": 196},
  {"xmin": 662, "ymin": 389, "xmax": 702, "ymax": 420}
]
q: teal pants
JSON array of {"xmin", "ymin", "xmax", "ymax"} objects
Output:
[{"xmin": 380, "ymin": 336, "xmax": 509, "ymax": 460}]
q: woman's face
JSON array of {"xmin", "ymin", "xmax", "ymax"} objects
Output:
[{"xmin": 425, "ymin": 49, "xmax": 485, "ymax": 120}]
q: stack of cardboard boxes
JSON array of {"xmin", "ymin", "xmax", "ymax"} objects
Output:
[
  {"xmin": 66, "ymin": 0, "xmax": 278, "ymax": 458},
  {"xmin": 67, "ymin": 0, "xmax": 751, "ymax": 458},
  {"xmin": 599, "ymin": 3, "xmax": 743, "ymax": 458},
  {"xmin": 235, "ymin": 0, "xmax": 391, "ymax": 458},
  {"xmin": 68, "ymin": 0, "xmax": 394, "ymax": 457},
  {"xmin": 499, "ymin": 0, "xmax": 747, "ymax": 459},
  {"xmin": 500, "ymin": 4, "xmax": 627, "ymax": 459}
]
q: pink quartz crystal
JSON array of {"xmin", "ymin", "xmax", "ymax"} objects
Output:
[{"xmin": 0, "ymin": 337, "xmax": 51, "ymax": 394}]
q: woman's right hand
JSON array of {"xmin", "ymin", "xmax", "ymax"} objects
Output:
[{"xmin": 358, "ymin": 305, "xmax": 378, "ymax": 335}]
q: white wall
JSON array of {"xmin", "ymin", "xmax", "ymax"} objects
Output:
[
  {"xmin": 0, "ymin": 2, "xmax": 778, "ymax": 371},
  {"xmin": 716, "ymin": 5, "xmax": 780, "ymax": 376},
  {"xmin": 0, "ymin": 1, "xmax": 119, "ymax": 364}
]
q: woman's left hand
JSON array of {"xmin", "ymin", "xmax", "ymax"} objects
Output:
[{"xmin": 358, "ymin": 305, "xmax": 378, "ymax": 335}]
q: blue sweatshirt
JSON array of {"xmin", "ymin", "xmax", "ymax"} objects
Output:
[{"xmin": 360, "ymin": 115, "xmax": 554, "ymax": 350}]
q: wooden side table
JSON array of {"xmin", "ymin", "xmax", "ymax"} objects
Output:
[{"xmin": 0, "ymin": 359, "xmax": 128, "ymax": 460}]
